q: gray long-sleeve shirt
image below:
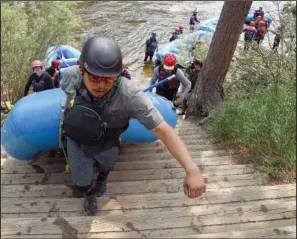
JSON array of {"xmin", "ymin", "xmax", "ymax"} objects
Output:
[
  {"xmin": 60, "ymin": 65, "xmax": 81, "ymax": 103},
  {"xmin": 149, "ymin": 66, "xmax": 191, "ymax": 100}
]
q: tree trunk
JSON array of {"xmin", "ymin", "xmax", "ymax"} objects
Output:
[{"xmin": 187, "ymin": 1, "xmax": 253, "ymax": 118}]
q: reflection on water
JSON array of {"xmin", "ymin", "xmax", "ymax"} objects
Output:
[{"xmin": 76, "ymin": 1, "xmax": 279, "ymax": 88}]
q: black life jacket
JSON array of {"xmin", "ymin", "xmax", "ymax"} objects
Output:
[
  {"xmin": 62, "ymin": 78, "xmax": 128, "ymax": 147},
  {"xmin": 157, "ymin": 65, "xmax": 180, "ymax": 90}
]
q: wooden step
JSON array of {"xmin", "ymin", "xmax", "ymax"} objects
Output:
[
  {"xmin": 2, "ymin": 218, "xmax": 296, "ymax": 238},
  {"xmin": 122, "ymin": 138, "xmax": 213, "ymax": 149},
  {"xmin": 1, "ymin": 154, "xmax": 236, "ymax": 174},
  {"xmin": 1, "ymin": 175, "xmax": 258, "ymax": 198},
  {"xmin": 175, "ymin": 226, "xmax": 296, "ymax": 238},
  {"xmin": 1, "ymin": 185, "xmax": 295, "ymax": 217},
  {"xmin": 119, "ymin": 144, "xmax": 222, "ymax": 155},
  {"xmin": 1, "ymin": 198, "xmax": 295, "ymax": 236},
  {"xmin": 1, "ymin": 165, "xmax": 252, "ymax": 185},
  {"xmin": 117, "ymin": 150, "xmax": 228, "ymax": 162}
]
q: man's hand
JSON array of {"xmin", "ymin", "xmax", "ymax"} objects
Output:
[
  {"xmin": 174, "ymin": 98, "xmax": 183, "ymax": 107},
  {"xmin": 184, "ymin": 167, "xmax": 206, "ymax": 198},
  {"xmin": 53, "ymin": 70, "xmax": 59, "ymax": 78},
  {"xmin": 151, "ymin": 121, "xmax": 207, "ymax": 199}
]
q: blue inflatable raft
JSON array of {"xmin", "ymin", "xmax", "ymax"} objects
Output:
[
  {"xmin": 43, "ymin": 45, "xmax": 81, "ymax": 82},
  {"xmin": 156, "ymin": 17, "xmax": 219, "ymax": 62},
  {"xmin": 1, "ymin": 88, "xmax": 177, "ymax": 160}
]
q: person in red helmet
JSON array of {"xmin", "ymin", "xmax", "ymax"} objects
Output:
[
  {"xmin": 250, "ymin": 21, "xmax": 256, "ymax": 27},
  {"xmin": 46, "ymin": 60, "xmax": 61, "ymax": 88},
  {"xmin": 149, "ymin": 53, "xmax": 191, "ymax": 105},
  {"xmin": 178, "ymin": 25, "xmax": 184, "ymax": 34},
  {"xmin": 263, "ymin": 18, "xmax": 269, "ymax": 28},
  {"xmin": 254, "ymin": 26, "xmax": 267, "ymax": 44},
  {"xmin": 169, "ymin": 28, "xmax": 180, "ymax": 42},
  {"xmin": 24, "ymin": 60, "xmax": 54, "ymax": 96},
  {"xmin": 243, "ymin": 22, "xmax": 257, "ymax": 50},
  {"xmin": 258, "ymin": 19, "xmax": 267, "ymax": 28}
]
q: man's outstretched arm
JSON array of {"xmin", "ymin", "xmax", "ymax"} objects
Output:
[{"xmin": 152, "ymin": 120, "xmax": 206, "ymax": 198}]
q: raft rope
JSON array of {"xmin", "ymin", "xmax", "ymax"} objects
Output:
[
  {"xmin": 59, "ymin": 110, "xmax": 71, "ymax": 173},
  {"xmin": 59, "ymin": 49, "xmax": 70, "ymax": 67}
]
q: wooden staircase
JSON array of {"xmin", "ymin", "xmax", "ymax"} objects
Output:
[{"xmin": 1, "ymin": 117, "xmax": 296, "ymax": 238}]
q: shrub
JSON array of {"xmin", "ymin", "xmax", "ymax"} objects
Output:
[
  {"xmin": 1, "ymin": 2, "xmax": 83, "ymax": 103},
  {"xmin": 208, "ymin": 1, "xmax": 296, "ymax": 182}
]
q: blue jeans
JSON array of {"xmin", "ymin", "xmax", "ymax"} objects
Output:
[{"xmin": 67, "ymin": 138, "xmax": 119, "ymax": 187}]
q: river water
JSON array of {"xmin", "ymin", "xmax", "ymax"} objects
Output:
[{"xmin": 76, "ymin": 1, "xmax": 281, "ymax": 88}]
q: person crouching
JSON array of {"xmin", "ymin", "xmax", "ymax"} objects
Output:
[{"xmin": 149, "ymin": 53, "xmax": 191, "ymax": 107}]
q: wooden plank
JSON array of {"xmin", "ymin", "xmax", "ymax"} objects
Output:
[
  {"xmin": 175, "ymin": 226, "xmax": 296, "ymax": 238},
  {"xmin": 0, "ymin": 136, "xmax": 211, "ymax": 163},
  {"xmin": 175, "ymin": 128, "xmax": 207, "ymax": 136},
  {"xmin": 1, "ymin": 218, "xmax": 296, "ymax": 238},
  {"xmin": 122, "ymin": 138, "xmax": 212, "ymax": 148},
  {"xmin": 1, "ymin": 185, "xmax": 295, "ymax": 215},
  {"xmin": 119, "ymin": 144, "xmax": 222, "ymax": 155},
  {"xmin": 121, "ymin": 142, "xmax": 216, "ymax": 154},
  {"xmin": 117, "ymin": 150, "xmax": 229, "ymax": 162},
  {"xmin": 1, "ymin": 199, "xmax": 295, "ymax": 235},
  {"xmin": 178, "ymin": 134, "xmax": 209, "ymax": 140},
  {"xmin": 113, "ymin": 160, "xmax": 247, "ymax": 171},
  {"xmin": 1, "ymin": 165, "xmax": 252, "ymax": 185},
  {"xmin": 1, "ymin": 176, "xmax": 258, "ymax": 198},
  {"xmin": 1, "ymin": 155, "xmax": 236, "ymax": 174}
]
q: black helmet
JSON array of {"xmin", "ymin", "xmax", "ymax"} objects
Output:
[{"xmin": 80, "ymin": 36, "xmax": 122, "ymax": 77}]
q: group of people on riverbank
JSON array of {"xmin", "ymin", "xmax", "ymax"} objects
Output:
[
  {"xmin": 143, "ymin": 8, "xmax": 203, "ymax": 115},
  {"xmin": 243, "ymin": 6, "xmax": 280, "ymax": 51}
]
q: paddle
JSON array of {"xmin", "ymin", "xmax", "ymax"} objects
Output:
[{"xmin": 143, "ymin": 74, "xmax": 176, "ymax": 92}]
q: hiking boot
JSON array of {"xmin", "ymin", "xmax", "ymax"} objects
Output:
[
  {"xmin": 84, "ymin": 191, "xmax": 97, "ymax": 216},
  {"xmin": 96, "ymin": 171, "xmax": 110, "ymax": 197}
]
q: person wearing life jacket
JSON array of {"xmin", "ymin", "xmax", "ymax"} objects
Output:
[
  {"xmin": 60, "ymin": 36, "xmax": 206, "ymax": 216},
  {"xmin": 189, "ymin": 9, "xmax": 200, "ymax": 32},
  {"xmin": 120, "ymin": 62, "xmax": 132, "ymax": 80},
  {"xmin": 254, "ymin": 7, "xmax": 264, "ymax": 19},
  {"xmin": 144, "ymin": 32, "xmax": 158, "ymax": 62},
  {"xmin": 149, "ymin": 53, "xmax": 191, "ymax": 105},
  {"xmin": 255, "ymin": 15, "xmax": 263, "ymax": 29},
  {"xmin": 178, "ymin": 25, "xmax": 184, "ymax": 34},
  {"xmin": 257, "ymin": 19, "xmax": 267, "ymax": 29},
  {"xmin": 180, "ymin": 59, "xmax": 203, "ymax": 115},
  {"xmin": 169, "ymin": 28, "xmax": 180, "ymax": 42},
  {"xmin": 255, "ymin": 25, "xmax": 267, "ymax": 44},
  {"xmin": 263, "ymin": 18, "xmax": 269, "ymax": 28},
  {"xmin": 272, "ymin": 33, "xmax": 282, "ymax": 51},
  {"xmin": 243, "ymin": 22, "xmax": 257, "ymax": 50},
  {"xmin": 24, "ymin": 60, "xmax": 54, "ymax": 96},
  {"xmin": 46, "ymin": 60, "xmax": 61, "ymax": 88}
]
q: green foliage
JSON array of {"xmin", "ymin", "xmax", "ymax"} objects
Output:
[
  {"xmin": 175, "ymin": 41, "xmax": 209, "ymax": 69},
  {"xmin": 208, "ymin": 3, "xmax": 296, "ymax": 182},
  {"xmin": 1, "ymin": 2, "xmax": 83, "ymax": 103},
  {"xmin": 209, "ymin": 85, "xmax": 296, "ymax": 181}
]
